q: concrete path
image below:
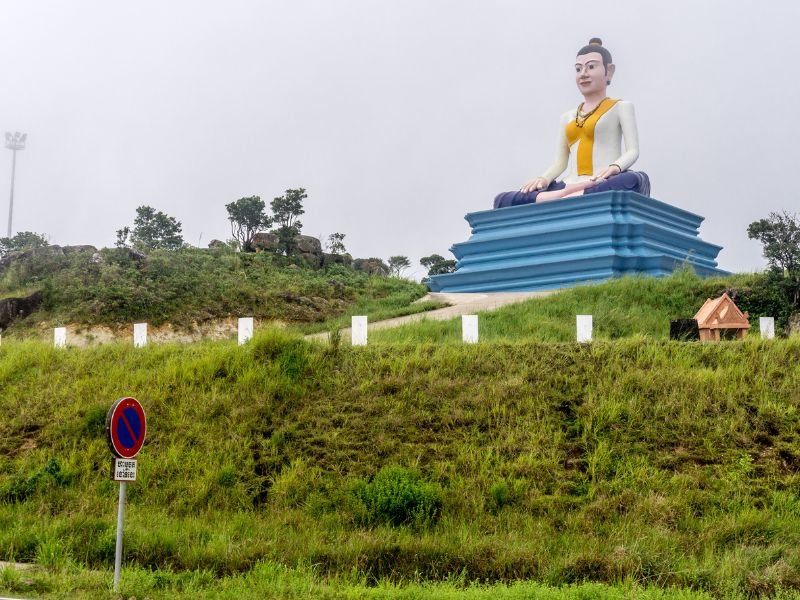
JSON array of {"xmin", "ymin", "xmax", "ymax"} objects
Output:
[{"xmin": 305, "ymin": 291, "xmax": 556, "ymax": 342}]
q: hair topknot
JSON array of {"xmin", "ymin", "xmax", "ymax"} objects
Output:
[{"xmin": 577, "ymin": 38, "xmax": 612, "ymax": 65}]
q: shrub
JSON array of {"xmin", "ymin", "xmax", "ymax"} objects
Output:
[
  {"xmin": 489, "ymin": 479, "xmax": 511, "ymax": 512},
  {"xmin": 353, "ymin": 466, "xmax": 442, "ymax": 528}
]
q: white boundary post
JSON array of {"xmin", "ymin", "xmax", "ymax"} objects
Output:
[
  {"xmin": 759, "ymin": 317, "xmax": 775, "ymax": 340},
  {"xmin": 133, "ymin": 323, "xmax": 148, "ymax": 348},
  {"xmin": 462, "ymin": 315, "xmax": 479, "ymax": 344},
  {"xmin": 351, "ymin": 316, "xmax": 368, "ymax": 346},
  {"xmin": 54, "ymin": 327, "xmax": 67, "ymax": 348},
  {"xmin": 576, "ymin": 315, "xmax": 592, "ymax": 343},
  {"xmin": 238, "ymin": 317, "xmax": 254, "ymax": 345}
]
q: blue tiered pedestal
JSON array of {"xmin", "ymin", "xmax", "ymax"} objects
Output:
[{"xmin": 428, "ymin": 191, "xmax": 728, "ymax": 293}]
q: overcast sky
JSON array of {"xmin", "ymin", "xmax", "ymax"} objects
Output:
[{"xmin": 1, "ymin": 0, "xmax": 798, "ymax": 280}]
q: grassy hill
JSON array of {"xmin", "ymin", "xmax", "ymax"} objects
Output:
[
  {"xmin": 368, "ymin": 269, "xmax": 787, "ymax": 344},
  {"xmin": 0, "ymin": 247, "xmax": 439, "ymax": 336},
  {"xmin": 2, "ymin": 269, "xmax": 800, "ymax": 599}
]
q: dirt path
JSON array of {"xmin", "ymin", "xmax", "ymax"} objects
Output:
[{"xmin": 305, "ymin": 291, "xmax": 556, "ymax": 343}]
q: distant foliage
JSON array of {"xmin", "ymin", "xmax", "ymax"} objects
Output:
[
  {"xmin": 116, "ymin": 205, "xmax": 183, "ymax": 251},
  {"xmin": 0, "ymin": 231, "xmax": 48, "ymax": 257},
  {"xmin": 326, "ymin": 232, "xmax": 347, "ymax": 255},
  {"xmin": 727, "ymin": 272, "xmax": 797, "ymax": 334},
  {"xmin": 226, "ymin": 196, "xmax": 272, "ymax": 252},
  {"xmin": 0, "ymin": 247, "xmax": 427, "ymax": 328},
  {"xmin": 748, "ymin": 211, "xmax": 800, "ymax": 308},
  {"xmin": 420, "ymin": 253, "xmax": 456, "ymax": 279},
  {"xmin": 387, "ymin": 255, "xmax": 411, "ymax": 277},
  {"xmin": 271, "ymin": 188, "xmax": 306, "ymax": 255},
  {"xmin": 353, "ymin": 466, "xmax": 442, "ymax": 528}
]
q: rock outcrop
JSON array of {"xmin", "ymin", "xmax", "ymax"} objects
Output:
[
  {"xmin": 251, "ymin": 232, "xmax": 279, "ymax": 253},
  {"xmin": 353, "ymin": 258, "xmax": 390, "ymax": 276},
  {"xmin": 322, "ymin": 252, "xmax": 352, "ymax": 267},
  {"xmin": 0, "ymin": 291, "xmax": 43, "ymax": 330}
]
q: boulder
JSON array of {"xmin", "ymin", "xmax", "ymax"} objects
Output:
[
  {"xmin": 322, "ymin": 252, "xmax": 352, "ymax": 267},
  {"xmin": 251, "ymin": 232, "xmax": 279, "ymax": 252},
  {"xmin": 353, "ymin": 257, "xmax": 390, "ymax": 276},
  {"xmin": 0, "ymin": 291, "xmax": 43, "ymax": 330},
  {"xmin": 294, "ymin": 235, "xmax": 323, "ymax": 255},
  {"xmin": 126, "ymin": 248, "xmax": 148, "ymax": 263},
  {"xmin": 207, "ymin": 239, "xmax": 227, "ymax": 249},
  {"xmin": 90, "ymin": 252, "xmax": 105, "ymax": 265}
]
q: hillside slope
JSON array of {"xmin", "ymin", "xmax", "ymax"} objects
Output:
[
  {"xmin": 1, "ymin": 328, "xmax": 799, "ymax": 597},
  {"xmin": 0, "ymin": 247, "xmax": 433, "ymax": 335}
]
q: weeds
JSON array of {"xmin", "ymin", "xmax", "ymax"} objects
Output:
[{"xmin": 353, "ymin": 466, "xmax": 443, "ymax": 528}]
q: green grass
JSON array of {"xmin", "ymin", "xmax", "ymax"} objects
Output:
[
  {"xmin": 369, "ymin": 270, "xmax": 770, "ymax": 343},
  {"xmin": 0, "ymin": 247, "xmax": 431, "ymax": 333},
  {"xmin": 6, "ymin": 560, "xmax": 791, "ymax": 599},
  {"xmin": 2, "ymin": 324, "xmax": 800, "ymax": 597}
]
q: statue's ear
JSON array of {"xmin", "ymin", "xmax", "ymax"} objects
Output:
[{"xmin": 606, "ymin": 63, "xmax": 616, "ymax": 85}]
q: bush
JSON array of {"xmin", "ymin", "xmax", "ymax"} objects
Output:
[
  {"xmin": 729, "ymin": 271, "xmax": 797, "ymax": 334},
  {"xmin": 489, "ymin": 479, "xmax": 511, "ymax": 512},
  {"xmin": 353, "ymin": 466, "xmax": 442, "ymax": 528}
]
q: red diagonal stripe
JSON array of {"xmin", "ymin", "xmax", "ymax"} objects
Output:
[{"xmin": 120, "ymin": 412, "xmax": 139, "ymax": 447}]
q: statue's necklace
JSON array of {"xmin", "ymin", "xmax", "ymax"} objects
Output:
[{"xmin": 575, "ymin": 98, "xmax": 607, "ymax": 128}]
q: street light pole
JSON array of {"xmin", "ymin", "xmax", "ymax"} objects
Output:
[{"xmin": 5, "ymin": 131, "xmax": 27, "ymax": 238}]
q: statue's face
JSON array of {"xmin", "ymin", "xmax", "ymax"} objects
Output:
[{"xmin": 575, "ymin": 52, "xmax": 613, "ymax": 96}]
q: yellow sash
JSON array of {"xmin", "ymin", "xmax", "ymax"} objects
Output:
[{"xmin": 565, "ymin": 98, "xmax": 619, "ymax": 176}]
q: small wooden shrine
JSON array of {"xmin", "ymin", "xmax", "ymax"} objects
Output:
[{"xmin": 693, "ymin": 293, "xmax": 750, "ymax": 341}]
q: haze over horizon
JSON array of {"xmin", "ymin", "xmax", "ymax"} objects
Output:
[{"xmin": 1, "ymin": 1, "xmax": 798, "ymax": 280}]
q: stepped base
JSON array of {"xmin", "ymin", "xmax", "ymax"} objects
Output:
[{"xmin": 428, "ymin": 191, "xmax": 728, "ymax": 293}]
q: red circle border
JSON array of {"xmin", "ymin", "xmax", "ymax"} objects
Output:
[{"xmin": 106, "ymin": 397, "xmax": 147, "ymax": 458}]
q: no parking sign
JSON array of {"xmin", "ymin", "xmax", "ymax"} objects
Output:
[
  {"xmin": 106, "ymin": 397, "xmax": 147, "ymax": 459},
  {"xmin": 105, "ymin": 396, "xmax": 147, "ymax": 591}
]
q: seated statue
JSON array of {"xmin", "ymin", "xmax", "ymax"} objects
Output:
[{"xmin": 494, "ymin": 38, "xmax": 650, "ymax": 209}]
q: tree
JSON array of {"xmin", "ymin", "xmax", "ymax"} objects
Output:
[
  {"xmin": 226, "ymin": 196, "xmax": 272, "ymax": 252},
  {"xmin": 116, "ymin": 205, "xmax": 183, "ymax": 251},
  {"xmin": 387, "ymin": 255, "xmax": 411, "ymax": 277},
  {"xmin": 420, "ymin": 254, "xmax": 456, "ymax": 277},
  {"xmin": 0, "ymin": 231, "xmax": 48, "ymax": 257},
  {"xmin": 326, "ymin": 232, "xmax": 347, "ymax": 255},
  {"xmin": 748, "ymin": 211, "xmax": 800, "ymax": 307},
  {"xmin": 271, "ymin": 188, "xmax": 306, "ymax": 255}
]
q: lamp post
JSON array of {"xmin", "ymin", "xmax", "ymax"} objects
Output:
[{"xmin": 5, "ymin": 131, "xmax": 27, "ymax": 238}]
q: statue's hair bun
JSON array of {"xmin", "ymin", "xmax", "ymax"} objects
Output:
[{"xmin": 588, "ymin": 37, "xmax": 603, "ymax": 46}]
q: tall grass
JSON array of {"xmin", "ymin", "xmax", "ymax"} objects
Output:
[
  {"xmin": 1, "ymin": 321, "xmax": 800, "ymax": 597},
  {"xmin": 370, "ymin": 270, "xmax": 766, "ymax": 344}
]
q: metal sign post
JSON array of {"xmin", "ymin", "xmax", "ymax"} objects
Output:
[
  {"xmin": 105, "ymin": 397, "xmax": 147, "ymax": 592},
  {"xmin": 114, "ymin": 480, "xmax": 127, "ymax": 590}
]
